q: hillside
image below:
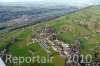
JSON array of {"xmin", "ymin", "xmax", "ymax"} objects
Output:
[{"xmin": 0, "ymin": 5, "xmax": 100, "ymax": 66}]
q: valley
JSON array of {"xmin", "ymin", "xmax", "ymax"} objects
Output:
[{"xmin": 0, "ymin": 4, "xmax": 100, "ymax": 66}]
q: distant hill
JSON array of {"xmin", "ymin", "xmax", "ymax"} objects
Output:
[{"xmin": 0, "ymin": 5, "xmax": 79, "ymax": 29}]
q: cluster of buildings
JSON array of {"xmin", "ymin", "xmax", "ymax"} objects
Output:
[
  {"xmin": 0, "ymin": 49, "xmax": 8, "ymax": 59},
  {"xmin": 51, "ymin": 39, "xmax": 70, "ymax": 57},
  {"xmin": 31, "ymin": 26, "xmax": 83, "ymax": 64},
  {"xmin": 31, "ymin": 26, "xmax": 100, "ymax": 66},
  {"xmin": 27, "ymin": 38, "xmax": 38, "ymax": 46}
]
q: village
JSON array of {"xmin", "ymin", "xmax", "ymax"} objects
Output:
[{"xmin": 29, "ymin": 26, "xmax": 91, "ymax": 66}]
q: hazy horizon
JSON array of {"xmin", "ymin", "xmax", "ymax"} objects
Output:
[{"xmin": 0, "ymin": 0, "xmax": 99, "ymax": 5}]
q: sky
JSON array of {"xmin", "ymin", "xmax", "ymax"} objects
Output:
[{"xmin": 0, "ymin": 0, "xmax": 100, "ymax": 5}]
